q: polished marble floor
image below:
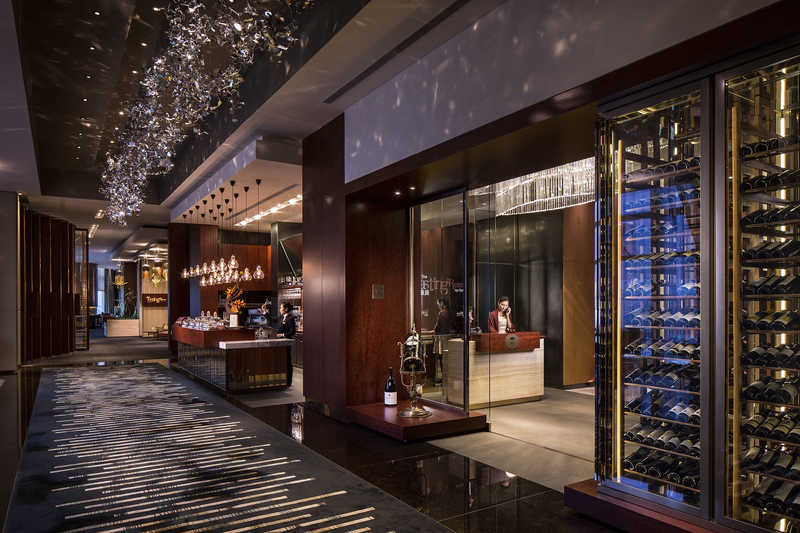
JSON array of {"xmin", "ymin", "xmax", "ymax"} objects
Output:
[{"xmin": 237, "ymin": 402, "xmax": 619, "ymax": 532}]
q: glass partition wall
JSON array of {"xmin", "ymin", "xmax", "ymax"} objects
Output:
[{"xmin": 410, "ymin": 193, "xmax": 467, "ymax": 409}]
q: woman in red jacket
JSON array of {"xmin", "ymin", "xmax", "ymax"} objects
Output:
[{"xmin": 488, "ymin": 296, "xmax": 514, "ymax": 333}]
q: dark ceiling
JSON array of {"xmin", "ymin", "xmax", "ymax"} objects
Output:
[
  {"xmin": 13, "ymin": 0, "xmax": 168, "ymax": 201},
  {"xmin": 12, "ymin": 0, "xmax": 369, "ymax": 207}
]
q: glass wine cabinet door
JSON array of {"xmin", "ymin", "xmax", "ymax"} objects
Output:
[
  {"xmin": 726, "ymin": 55, "xmax": 800, "ymax": 531},
  {"xmin": 606, "ymin": 89, "xmax": 705, "ymax": 507}
]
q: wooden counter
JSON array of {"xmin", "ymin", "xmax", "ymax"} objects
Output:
[
  {"xmin": 446, "ymin": 333, "xmax": 544, "ymax": 408},
  {"xmin": 172, "ymin": 326, "xmax": 288, "ymax": 392},
  {"xmin": 172, "ymin": 325, "xmax": 255, "ymax": 348}
]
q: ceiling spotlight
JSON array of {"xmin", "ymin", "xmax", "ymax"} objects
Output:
[
  {"xmin": 409, "ymin": 186, "xmax": 416, "ymax": 191},
  {"xmin": 140, "ymin": 42, "xmax": 147, "ymax": 47},
  {"xmin": 82, "ymin": 98, "xmax": 88, "ymax": 102},
  {"xmin": 114, "ymin": 127, "xmax": 119, "ymax": 130},
  {"xmin": 89, "ymin": 46, "xmax": 95, "ymax": 51},
  {"xmin": 394, "ymin": 191, "xmax": 401, "ymax": 196},
  {"xmin": 119, "ymin": 111, "xmax": 124, "ymax": 115},
  {"xmin": 93, "ymin": 11, "xmax": 100, "ymax": 16},
  {"xmin": 85, "ymin": 74, "xmax": 91, "ymax": 79},
  {"xmin": 132, "ymin": 70, "xmax": 138, "ymax": 74}
]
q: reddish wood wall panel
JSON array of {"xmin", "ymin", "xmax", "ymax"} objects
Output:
[
  {"xmin": 302, "ymin": 115, "xmax": 347, "ymax": 410},
  {"xmin": 20, "ymin": 209, "xmax": 76, "ymax": 361},
  {"xmin": 168, "ymin": 223, "xmax": 190, "ymax": 352},
  {"xmin": 345, "ymin": 200, "xmax": 410, "ymax": 406}
]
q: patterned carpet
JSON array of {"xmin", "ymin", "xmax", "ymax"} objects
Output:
[{"xmin": 6, "ymin": 365, "xmax": 448, "ymax": 533}]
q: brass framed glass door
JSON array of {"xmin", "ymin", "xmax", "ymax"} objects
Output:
[
  {"xmin": 599, "ymin": 82, "xmax": 711, "ymax": 513},
  {"xmin": 723, "ymin": 52, "xmax": 800, "ymax": 532}
]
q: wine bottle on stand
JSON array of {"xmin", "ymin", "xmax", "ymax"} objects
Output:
[{"xmin": 384, "ymin": 367, "xmax": 397, "ymax": 406}]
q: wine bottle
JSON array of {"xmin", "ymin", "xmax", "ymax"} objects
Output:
[
  {"xmin": 688, "ymin": 407, "xmax": 701, "ymax": 425},
  {"xmin": 622, "ymin": 449, "xmax": 649, "ymax": 470},
  {"xmin": 741, "ymin": 446, "xmax": 763, "ymax": 468},
  {"xmin": 766, "ymin": 481, "xmax": 798, "ymax": 514},
  {"xmin": 624, "ymin": 423, "xmax": 645, "ymax": 441},
  {"xmin": 769, "ymin": 452, "xmax": 795, "ymax": 476},
  {"xmin": 384, "ymin": 367, "xmax": 397, "ymax": 406},
  {"xmin": 742, "ymin": 412, "xmax": 765, "ymax": 435},
  {"xmin": 647, "ymin": 455, "xmax": 678, "ymax": 477}
]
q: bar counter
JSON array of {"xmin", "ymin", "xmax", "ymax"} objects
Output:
[{"xmin": 172, "ymin": 325, "xmax": 291, "ymax": 392}]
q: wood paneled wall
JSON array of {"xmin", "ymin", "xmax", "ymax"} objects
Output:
[
  {"xmin": 20, "ymin": 207, "xmax": 76, "ymax": 362},
  {"xmin": 302, "ymin": 115, "xmax": 348, "ymax": 411},
  {"xmin": 562, "ymin": 203, "xmax": 594, "ymax": 386},
  {"xmin": 168, "ymin": 223, "xmax": 190, "ymax": 352},
  {"xmin": 345, "ymin": 199, "xmax": 410, "ymax": 405}
]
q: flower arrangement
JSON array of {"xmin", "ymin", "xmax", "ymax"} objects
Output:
[{"xmin": 225, "ymin": 285, "xmax": 245, "ymax": 314}]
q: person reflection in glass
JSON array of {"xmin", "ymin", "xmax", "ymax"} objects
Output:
[
  {"xmin": 488, "ymin": 296, "xmax": 514, "ymax": 333},
  {"xmin": 434, "ymin": 298, "xmax": 453, "ymax": 334}
]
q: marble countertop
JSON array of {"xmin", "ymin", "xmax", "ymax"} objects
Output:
[{"xmin": 218, "ymin": 338, "xmax": 295, "ymax": 350}]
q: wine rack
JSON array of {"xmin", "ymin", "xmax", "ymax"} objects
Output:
[
  {"xmin": 726, "ymin": 55, "xmax": 800, "ymax": 531},
  {"xmin": 607, "ymin": 89, "xmax": 704, "ymax": 507}
]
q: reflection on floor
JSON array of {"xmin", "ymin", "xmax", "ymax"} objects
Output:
[
  {"xmin": 26, "ymin": 335, "xmax": 171, "ymax": 366},
  {"xmin": 6, "ymin": 365, "xmax": 449, "ymax": 533},
  {"xmin": 238, "ymin": 366, "xmax": 305, "ymax": 408},
  {"xmin": 239, "ymin": 403, "xmax": 618, "ymax": 532},
  {"xmin": 431, "ymin": 388, "xmax": 595, "ymax": 493}
]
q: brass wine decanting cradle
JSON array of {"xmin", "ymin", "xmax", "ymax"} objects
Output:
[{"xmin": 398, "ymin": 324, "xmax": 432, "ymax": 418}]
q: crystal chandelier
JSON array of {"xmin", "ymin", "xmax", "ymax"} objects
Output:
[
  {"xmin": 101, "ymin": 0, "xmax": 312, "ymax": 226},
  {"xmin": 493, "ymin": 157, "xmax": 595, "ymax": 216}
]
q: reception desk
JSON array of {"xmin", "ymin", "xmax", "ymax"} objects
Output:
[
  {"xmin": 172, "ymin": 325, "xmax": 291, "ymax": 392},
  {"xmin": 446, "ymin": 332, "xmax": 544, "ymax": 409}
]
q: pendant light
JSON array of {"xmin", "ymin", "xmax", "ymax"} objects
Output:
[
  {"xmin": 217, "ymin": 187, "xmax": 227, "ymax": 274},
  {"xmin": 193, "ymin": 205, "xmax": 201, "ymax": 276},
  {"xmin": 241, "ymin": 184, "xmax": 253, "ymax": 282},
  {"xmin": 229, "ymin": 180, "xmax": 239, "ymax": 270},
  {"xmin": 253, "ymin": 178, "xmax": 264, "ymax": 280},
  {"xmin": 181, "ymin": 214, "xmax": 190, "ymax": 279}
]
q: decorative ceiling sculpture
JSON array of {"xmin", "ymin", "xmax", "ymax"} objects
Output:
[{"xmin": 101, "ymin": 0, "xmax": 313, "ymax": 225}]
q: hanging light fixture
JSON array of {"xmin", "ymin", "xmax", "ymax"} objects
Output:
[
  {"xmin": 229, "ymin": 180, "xmax": 239, "ymax": 270},
  {"xmin": 242, "ymin": 266, "xmax": 252, "ymax": 281},
  {"xmin": 200, "ymin": 275, "xmax": 207, "ymax": 287},
  {"xmin": 253, "ymin": 178, "xmax": 265, "ymax": 279}
]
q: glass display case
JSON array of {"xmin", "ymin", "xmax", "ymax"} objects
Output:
[
  {"xmin": 599, "ymin": 84, "xmax": 710, "ymax": 511},
  {"xmin": 725, "ymin": 53, "xmax": 800, "ymax": 531}
]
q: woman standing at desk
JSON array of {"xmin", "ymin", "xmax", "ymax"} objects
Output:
[{"xmin": 488, "ymin": 296, "xmax": 514, "ymax": 333}]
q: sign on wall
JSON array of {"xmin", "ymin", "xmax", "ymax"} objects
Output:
[{"xmin": 142, "ymin": 294, "xmax": 168, "ymax": 307}]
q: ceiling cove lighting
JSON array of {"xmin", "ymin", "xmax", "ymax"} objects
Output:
[
  {"xmin": 236, "ymin": 194, "xmax": 302, "ymax": 227},
  {"xmin": 100, "ymin": 1, "xmax": 312, "ymax": 226},
  {"xmin": 491, "ymin": 157, "xmax": 595, "ymax": 216}
]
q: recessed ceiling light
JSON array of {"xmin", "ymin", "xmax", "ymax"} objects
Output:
[
  {"xmin": 409, "ymin": 186, "xmax": 416, "ymax": 191},
  {"xmin": 119, "ymin": 111, "xmax": 124, "ymax": 115},
  {"xmin": 82, "ymin": 98, "xmax": 88, "ymax": 102},
  {"xmin": 114, "ymin": 127, "xmax": 119, "ymax": 131},
  {"xmin": 132, "ymin": 70, "xmax": 138, "ymax": 74},
  {"xmin": 93, "ymin": 11, "xmax": 100, "ymax": 16},
  {"xmin": 89, "ymin": 46, "xmax": 95, "ymax": 51},
  {"xmin": 394, "ymin": 191, "xmax": 401, "ymax": 196},
  {"xmin": 85, "ymin": 74, "xmax": 91, "ymax": 79},
  {"xmin": 110, "ymin": 140, "xmax": 115, "ymax": 144},
  {"xmin": 140, "ymin": 42, "xmax": 147, "ymax": 47}
]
